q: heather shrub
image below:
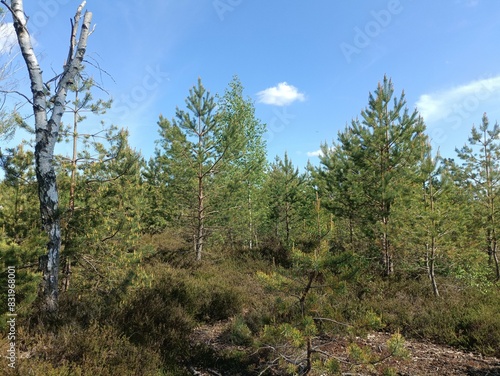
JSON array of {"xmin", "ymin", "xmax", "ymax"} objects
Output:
[{"xmin": 1, "ymin": 322, "xmax": 163, "ymax": 376}]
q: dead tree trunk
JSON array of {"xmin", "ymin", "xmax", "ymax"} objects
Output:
[{"xmin": 5, "ymin": 0, "xmax": 92, "ymax": 312}]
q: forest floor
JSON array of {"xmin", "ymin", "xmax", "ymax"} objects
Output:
[{"xmin": 189, "ymin": 320, "xmax": 500, "ymax": 375}]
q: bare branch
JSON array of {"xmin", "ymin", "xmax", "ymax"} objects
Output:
[{"xmin": 0, "ymin": 89, "xmax": 32, "ymax": 104}]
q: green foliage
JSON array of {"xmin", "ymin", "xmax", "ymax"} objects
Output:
[
  {"xmin": 256, "ymin": 269, "xmax": 292, "ymax": 291},
  {"xmin": 115, "ymin": 264, "xmax": 243, "ymax": 362},
  {"xmin": 225, "ymin": 315, "xmax": 253, "ymax": 346},
  {"xmin": 147, "ymin": 77, "xmax": 260, "ymax": 260},
  {"xmin": 347, "ymin": 342, "xmax": 372, "ymax": 364},
  {"xmin": 56, "ymin": 128, "xmax": 145, "ymax": 290},
  {"xmin": 314, "ymin": 76, "xmax": 428, "ymax": 275},
  {"xmin": 209, "ymin": 76, "xmax": 268, "ymax": 251},
  {"xmin": 352, "ymin": 277, "xmax": 500, "ymax": 357},
  {"xmin": 345, "ymin": 332, "xmax": 409, "ymax": 374},
  {"xmin": 453, "ymin": 250, "xmax": 495, "ymax": 292},
  {"xmin": 323, "ymin": 358, "xmax": 341, "ymax": 374},
  {"xmin": 350, "ymin": 309, "xmax": 384, "ymax": 336},
  {"xmin": 264, "ymin": 153, "xmax": 319, "ymax": 250},
  {"xmin": 2, "ymin": 75, "xmax": 500, "ymax": 375},
  {"xmin": 382, "ymin": 367, "xmax": 398, "ymax": 376},
  {"xmin": 4, "ymin": 322, "xmax": 164, "ymax": 376},
  {"xmin": 256, "ymin": 224, "xmax": 365, "ymax": 374},
  {"xmin": 0, "ymin": 146, "xmax": 45, "ymax": 323},
  {"xmin": 0, "ymin": 145, "xmax": 41, "ymax": 243},
  {"xmin": 387, "ymin": 331, "xmax": 410, "ymax": 358},
  {"xmin": 262, "ymin": 323, "xmax": 305, "ymax": 348},
  {"xmin": 455, "ymin": 113, "xmax": 500, "ymax": 281}
]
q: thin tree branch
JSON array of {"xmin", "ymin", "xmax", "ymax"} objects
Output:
[{"xmin": 0, "ymin": 89, "xmax": 32, "ymax": 104}]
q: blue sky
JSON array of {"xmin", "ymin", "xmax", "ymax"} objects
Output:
[{"xmin": 2, "ymin": 0, "xmax": 500, "ymax": 170}]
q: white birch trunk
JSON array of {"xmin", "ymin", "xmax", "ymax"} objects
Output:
[{"xmin": 7, "ymin": 0, "xmax": 92, "ymax": 312}]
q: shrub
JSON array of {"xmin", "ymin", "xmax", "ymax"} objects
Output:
[
  {"xmin": 2, "ymin": 322, "xmax": 163, "ymax": 376},
  {"xmin": 116, "ymin": 276, "xmax": 196, "ymax": 363},
  {"xmin": 353, "ymin": 277, "xmax": 500, "ymax": 357},
  {"xmin": 116, "ymin": 265, "xmax": 244, "ymax": 364},
  {"xmin": 226, "ymin": 316, "xmax": 253, "ymax": 346}
]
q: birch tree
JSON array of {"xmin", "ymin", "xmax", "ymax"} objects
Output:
[
  {"xmin": 2, "ymin": 0, "xmax": 93, "ymax": 312},
  {"xmin": 211, "ymin": 77, "xmax": 267, "ymax": 250}
]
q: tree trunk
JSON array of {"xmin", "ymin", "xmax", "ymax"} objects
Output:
[
  {"xmin": 427, "ymin": 178, "xmax": 439, "ymax": 296},
  {"xmin": 492, "ymin": 232, "xmax": 500, "ymax": 281},
  {"xmin": 248, "ymin": 188, "xmax": 253, "ymax": 249},
  {"xmin": 62, "ymin": 257, "xmax": 71, "ymax": 293},
  {"xmin": 484, "ymin": 130, "xmax": 499, "ymax": 281},
  {"xmin": 285, "ymin": 201, "xmax": 291, "ymax": 245},
  {"xmin": 37, "ymin": 165, "xmax": 61, "ymax": 311},
  {"xmin": 61, "ymin": 88, "xmax": 80, "ymax": 293},
  {"xmin": 7, "ymin": 0, "xmax": 92, "ymax": 312},
  {"xmin": 381, "ymin": 216, "xmax": 393, "ymax": 276},
  {"xmin": 348, "ymin": 215, "xmax": 354, "ymax": 251},
  {"xmin": 493, "ymin": 250, "xmax": 500, "ymax": 281},
  {"xmin": 299, "ymin": 270, "xmax": 317, "ymax": 318},
  {"xmin": 196, "ymin": 174, "xmax": 204, "ymax": 261},
  {"xmin": 426, "ymin": 243, "xmax": 439, "ymax": 297},
  {"xmin": 69, "ymin": 90, "xmax": 79, "ymax": 213}
]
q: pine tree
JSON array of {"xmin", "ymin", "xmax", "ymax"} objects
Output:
[
  {"xmin": 0, "ymin": 145, "xmax": 39, "ymax": 243},
  {"xmin": 265, "ymin": 153, "xmax": 315, "ymax": 249},
  {"xmin": 315, "ymin": 76, "xmax": 427, "ymax": 276},
  {"xmin": 397, "ymin": 147, "xmax": 454, "ymax": 296},
  {"xmin": 59, "ymin": 128, "xmax": 144, "ymax": 290},
  {"xmin": 456, "ymin": 113, "xmax": 500, "ymax": 281},
  {"xmin": 58, "ymin": 77, "xmax": 112, "ymax": 214},
  {"xmin": 55, "ymin": 77, "xmax": 111, "ymax": 290},
  {"xmin": 152, "ymin": 78, "xmax": 238, "ymax": 260},
  {"xmin": 312, "ymin": 133, "xmax": 371, "ymax": 252}
]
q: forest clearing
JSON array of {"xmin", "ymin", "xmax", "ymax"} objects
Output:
[{"xmin": 1, "ymin": 1, "xmax": 500, "ymax": 375}]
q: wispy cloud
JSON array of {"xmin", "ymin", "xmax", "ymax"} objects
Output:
[
  {"xmin": 416, "ymin": 75, "xmax": 500, "ymax": 124},
  {"xmin": 257, "ymin": 82, "xmax": 305, "ymax": 106},
  {"xmin": 0, "ymin": 23, "xmax": 17, "ymax": 55}
]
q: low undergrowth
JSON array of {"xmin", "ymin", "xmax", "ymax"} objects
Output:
[{"xmin": 1, "ymin": 236, "xmax": 499, "ymax": 375}]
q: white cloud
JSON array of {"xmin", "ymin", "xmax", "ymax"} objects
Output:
[
  {"xmin": 415, "ymin": 75, "xmax": 500, "ymax": 124},
  {"xmin": 257, "ymin": 82, "xmax": 305, "ymax": 106},
  {"xmin": 0, "ymin": 23, "xmax": 17, "ymax": 55},
  {"xmin": 307, "ymin": 149, "xmax": 323, "ymax": 157}
]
